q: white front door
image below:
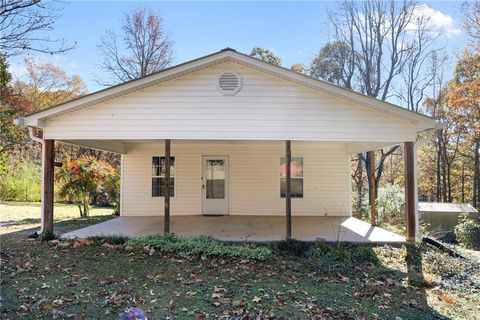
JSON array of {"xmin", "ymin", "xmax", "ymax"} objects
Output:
[{"xmin": 202, "ymin": 156, "xmax": 229, "ymax": 215}]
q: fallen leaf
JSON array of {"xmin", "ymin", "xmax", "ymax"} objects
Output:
[
  {"xmin": 252, "ymin": 296, "xmax": 262, "ymax": 303},
  {"xmin": 213, "ymin": 286, "xmax": 227, "ymax": 292},
  {"xmin": 149, "ymin": 247, "xmax": 156, "ymax": 256},
  {"xmin": 102, "ymin": 242, "xmax": 123, "ymax": 250},
  {"xmin": 232, "ymin": 300, "xmax": 242, "ymax": 307},
  {"xmin": 337, "ymin": 273, "xmax": 349, "ymax": 283},
  {"xmin": 53, "ymin": 299, "xmax": 63, "ymax": 306},
  {"xmin": 77, "ymin": 239, "xmax": 93, "ymax": 246},
  {"xmin": 440, "ymin": 295, "xmax": 453, "ymax": 304}
]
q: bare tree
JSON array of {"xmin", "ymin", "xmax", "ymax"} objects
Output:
[
  {"xmin": 97, "ymin": 8, "xmax": 174, "ymax": 86},
  {"xmin": 325, "ymin": 0, "xmax": 440, "ymax": 211},
  {"xmin": 422, "ymin": 53, "xmax": 449, "ymax": 202},
  {"xmin": 328, "ymin": 0, "xmax": 438, "ymax": 101},
  {"xmin": 462, "ymin": 0, "xmax": 480, "ymax": 49},
  {"xmin": 0, "ymin": 0, "xmax": 74, "ymax": 56},
  {"xmin": 396, "ymin": 26, "xmax": 443, "ymax": 112}
]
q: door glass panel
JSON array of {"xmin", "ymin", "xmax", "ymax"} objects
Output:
[{"xmin": 206, "ymin": 159, "xmax": 225, "ymax": 199}]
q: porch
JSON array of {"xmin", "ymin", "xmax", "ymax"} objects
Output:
[{"xmin": 61, "ymin": 215, "xmax": 405, "ymax": 242}]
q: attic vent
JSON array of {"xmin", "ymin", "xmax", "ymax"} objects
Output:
[{"xmin": 217, "ymin": 71, "xmax": 242, "ymax": 95}]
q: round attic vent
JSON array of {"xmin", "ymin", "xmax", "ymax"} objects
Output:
[{"xmin": 217, "ymin": 71, "xmax": 242, "ymax": 95}]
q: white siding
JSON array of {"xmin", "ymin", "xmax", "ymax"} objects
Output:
[
  {"xmin": 121, "ymin": 141, "xmax": 351, "ymax": 217},
  {"xmin": 44, "ymin": 62, "xmax": 415, "ymax": 142}
]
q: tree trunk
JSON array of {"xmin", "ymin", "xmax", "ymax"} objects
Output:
[
  {"xmin": 356, "ymin": 153, "xmax": 364, "ymax": 217},
  {"xmin": 77, "ymin": 203, "xmax": 83, "ymax": 217},
  {"xmin": 83, "ymin": 196, "xmax": 90, "ymax": 217},
  {"xmin": 462, "ymin": 164, "xmax": 465, "ymax": 203},
  {"xmin": 83, "ymin": 203, "xmax": 89, "ymax": 217},
  {"xmin": 436, "ymin": 130, "xmax": 442, "ymax": 202},
  {"xmin": 474, "ymin": 138, "xmax": 480, "ymax": 209},
  {"xmin": 441, "ymin": 148, "xmax": 447, "ymax": 202},
  {"xmin": 92, "ymin": 192, "xmax": 98, "ymax": 206},
  {"xmin": 447, "ymin": 164, "xmax": 452, "ymax": 203},
  {"xmin": 365, "ymin": 152, "xmax": 379, "ymax": 221}
]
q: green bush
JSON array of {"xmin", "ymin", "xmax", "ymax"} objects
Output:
[
  {"xmin": 352, "ymin": 184, "xmax": 404, "ymax": 227},
  {"xmin": 126, "ymin": 234, "xmax": 274, "ymax": 261},
  {"xmin": 377, "ymin": 184, "xmax": 404, "ymax": 219},
  {"xmin": 272, "ymin": 239, "xmax": 312, "ymax": 257},
  {"xmin": 89, "ymin": 235, "xmax": 128, "ymax": 245},
  {"xmin": 454, "ymin": 213, "xmax": 480, "ymax": 249},
  {"xmin": 0, "ymin": 157, "xmax": 41, "ymax": 202},
  {"xmin": 103, "ymin": 170, "xmax": 120, "ymax": 214},
  {"xmin": 307, "ymin": 241, "xmax": 378, "ymax": 265},
  {"xmin": 351, "ymin": 187, "xmax": 369, "ymax": 217}
]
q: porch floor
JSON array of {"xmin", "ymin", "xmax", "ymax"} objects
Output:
[{"xmin": 61, "ymin": 216, "xmax": 405, "ymax": 242}]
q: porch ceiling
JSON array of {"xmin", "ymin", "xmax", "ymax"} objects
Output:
[{"xmin": 59, "ymin": 139, "xmax": 404, "ymax": 155}]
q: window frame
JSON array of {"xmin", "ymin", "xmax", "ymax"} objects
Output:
[
  {"xmin": 151, "ymin": 155, "xmax": 177, "ymax": 198},
  {"xmin": 279, "ymin": 156, "xmax": 304, "ymax": 199}
]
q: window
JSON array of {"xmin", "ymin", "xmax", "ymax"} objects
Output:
[
  {"xmin": 152, "ymin": 156, "xmax": 175, "ymax": 197},
  {"xmin": 280, "ymin": 157, "xmax": 303, "ymax": 198}
]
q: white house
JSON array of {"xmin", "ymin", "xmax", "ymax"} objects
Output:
[{"xmin": 16, "ymin": 48, "xmax": 439, "ymax": 242}]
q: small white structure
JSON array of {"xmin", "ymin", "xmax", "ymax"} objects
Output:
[
  {"xmin": 419, "ymin": 202, "xmax": 479, "ymax": 235},
  {"xmin": 16, "ymin": 48, "xmax": 439, "ymax": 241}
]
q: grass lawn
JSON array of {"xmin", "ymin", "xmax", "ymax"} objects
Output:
[
  {"xmin": 0, "ymin": 201, "xmax": 114, "ymax": 236},
  {"xmin": 1, "ymin": 202, "xmax": 479, "ymax": 319}
]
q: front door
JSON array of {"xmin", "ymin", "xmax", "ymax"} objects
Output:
[{"xmin": 202, "ymin": 156, "xmax": 229, "ymax": 215}]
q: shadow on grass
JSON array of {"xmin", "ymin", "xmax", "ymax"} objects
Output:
[
  {"xmin": 0, "ymin": 218, "xmax": 40, "ymax": 226},
  {"xmin": 269, "ymin": 241, "xmax": 449, "ymax": 318},
  {"xmin": 404, "ymin": 244, "xmax": 448, "ymax": 319},
  {"xmin": 1, "ymin": 215, "xmax": 115, "ymax": 237},
  {"xmin": 301, "ymin": 242, "xmax": 449, "ymax": 319},
  {"xmin": 53, "ymin": 215, "xmax": 115, "ymax": 234}
]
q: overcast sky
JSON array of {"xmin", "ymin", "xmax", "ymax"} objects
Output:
[{"xmin": 9, "ymin": 1, "xmax": 467, "ymax": 93}]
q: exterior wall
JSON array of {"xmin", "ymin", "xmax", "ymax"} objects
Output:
[
  {"xmin": 121, "ymin": 141, "xmax": 352, "ymax": 217},
  {"xmin": 44, "ymin": 61, "xmax": 415, "ymax": 142},
  {"xmin": 420, "ymin": 211, "xmax": 480, "ymax": 235}
]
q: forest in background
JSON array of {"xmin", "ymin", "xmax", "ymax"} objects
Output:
[{"xmin": 0, "ymin": 1, "xmax": 479, "ymax": 231}]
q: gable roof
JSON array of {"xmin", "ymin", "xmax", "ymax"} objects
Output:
[{"xmin": 16, "ymin": 48, "xmax": 438, "ymax": 131}]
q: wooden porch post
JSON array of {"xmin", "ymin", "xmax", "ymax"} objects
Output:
[
  {"xmin": 367, "ymin": 151, "xmax": 377, "ymax": 226},
  {"xmin": 404, "ymin": 141, "xmax": 416, "ymax": 242},
  {"xmin": 43, "ymin": 139, "xmax": 55, "ymax": 236},
  {"xmin": 164, "ymin": 139, "xmax": 171, "ymax": 235},
  {"xmin": 285, "ymin": 140, "xmax": 292, "ymax": 239}
]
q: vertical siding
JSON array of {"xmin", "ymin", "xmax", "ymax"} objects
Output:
[
  {"xmin": 44, "ymin": 61, "xmax": 415, "ymax": 142},
  {"xmin": 122, "ymin": 141, "xmax": 352, "ymax": 217}
]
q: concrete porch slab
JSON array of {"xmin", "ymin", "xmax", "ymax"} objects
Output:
[{"xmin": 61, "ymin": 216, "xmax": 405, "ymax": 242}]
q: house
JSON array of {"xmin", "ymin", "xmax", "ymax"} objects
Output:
[
  {"xmin": 15, "ymin": 48, "xmax": 439, "ymax": 242},
  {"xmin": 419, "ymin": 202, "xmax": 479, "ymax": 236}
]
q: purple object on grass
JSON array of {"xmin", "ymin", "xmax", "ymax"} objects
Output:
[{"xmin": 117, "ymin": 308, "xmax": 147, "ymax": 320}]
